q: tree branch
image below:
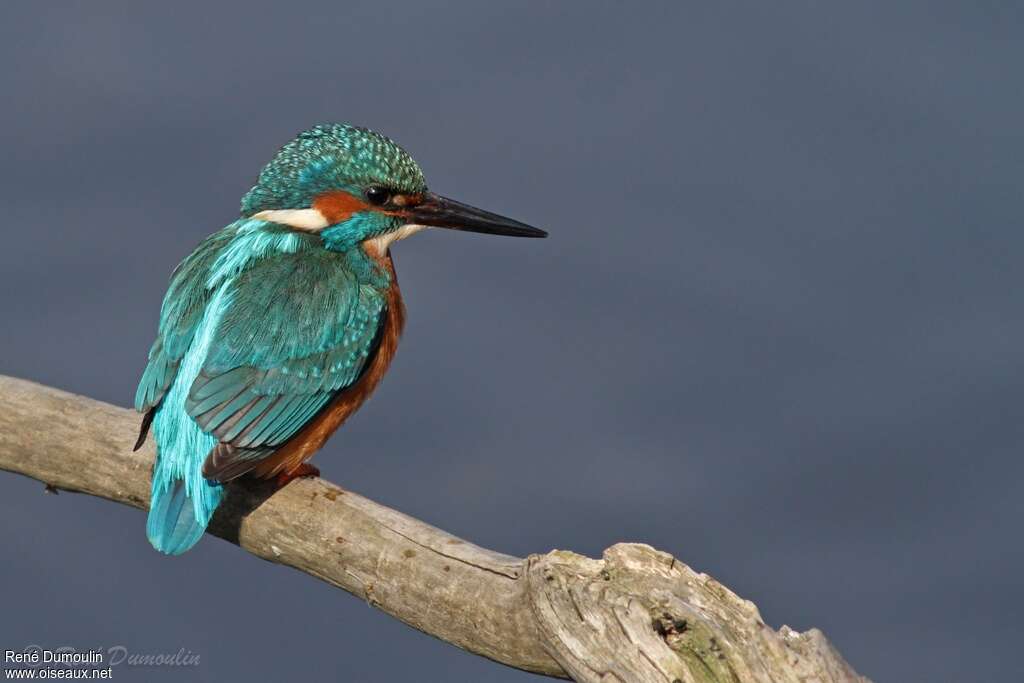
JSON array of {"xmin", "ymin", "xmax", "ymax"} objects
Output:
[{"xmin": 0, "ymin": 375, "xmax": 869, "ymax": 683}]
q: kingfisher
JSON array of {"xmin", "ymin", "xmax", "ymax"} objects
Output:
[{"xmin": 134, "ymin": 123, "xmax": 546, "ymax": 554}]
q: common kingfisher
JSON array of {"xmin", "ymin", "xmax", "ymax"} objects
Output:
[{"xmin": 134, "ymin": 123, "xmax": 546, "ymax": 554}]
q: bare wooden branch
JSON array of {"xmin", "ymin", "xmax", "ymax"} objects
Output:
[{"xmin": 0, "ymin": 375, "xmax": 869, "ymax": 682}]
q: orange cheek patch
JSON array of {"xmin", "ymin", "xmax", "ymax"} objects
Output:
[
  {"xmin": 390, "ymin": 193, "xmax": 423, "ymax": 208},
  {"xmin": 382, "ymin": 193, "xmax": 423, "ymax": 217},
  {"xmin": 313, "ymin": 190, "xmax": 372, "ymax": 224}
]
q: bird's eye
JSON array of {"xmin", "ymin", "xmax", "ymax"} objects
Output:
[{"xmin": 365, "ymin": 186, "xmax": 391, "ymax": 206}]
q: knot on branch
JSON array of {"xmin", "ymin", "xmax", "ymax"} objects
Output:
[{"xmin": 526, "ymin": 543, "xmax": 868, "ymax": 683}]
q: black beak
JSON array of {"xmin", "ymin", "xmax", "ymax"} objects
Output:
[{"xmin": 407, "ymin": 193, "xmax": 547, "ymax": 238}]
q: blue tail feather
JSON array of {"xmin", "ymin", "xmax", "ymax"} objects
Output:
[
  {"xmin": 141, "ymin": 277, "xmax": 233, "ymax": 554},
  {"xmin": 147, "ymin": 475, "xmax": 223, "ymax": 555}
]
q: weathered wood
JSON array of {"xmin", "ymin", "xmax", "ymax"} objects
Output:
[
  {"xmin": 527, "ymin": 546, "xmax": 868, "ymax": 683},
  {"xmin": 0, "ymin": 375, "xmax": 869, "ymax": 682}
]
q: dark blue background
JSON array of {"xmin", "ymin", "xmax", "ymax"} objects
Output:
[{"xmin": 1, "ymin": 3, "xmax": 1020, "ymax": 680}]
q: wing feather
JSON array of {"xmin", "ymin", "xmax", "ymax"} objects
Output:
[
  {"xmin": 133, "ymin": 230, "xmax": 236, "ymax": 447},
  {"xmin": 187, "ymin": 248, "xmax": 388, "ymax": 481}
]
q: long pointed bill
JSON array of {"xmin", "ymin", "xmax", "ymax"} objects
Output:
[{"xmin": 406, "ymin": 193, "xmax": 547, "ymax": 238}]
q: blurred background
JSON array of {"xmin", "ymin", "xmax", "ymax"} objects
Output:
[{"xmin": 1, "ymin": 2, "xmax": 1021, "ymax": 681}]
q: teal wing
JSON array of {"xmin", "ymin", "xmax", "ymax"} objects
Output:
[
  {"xmin": 134, "ymin": 230, "xmax": 234, "ymax": 448},
  {"xmin": 185, "ymin": 249, "xmax": 387, "ymax": 482}
]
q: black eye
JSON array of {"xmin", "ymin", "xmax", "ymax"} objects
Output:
[{"xmin": 365, "ymin": 186, "xmax": 391, "ymax": 206}]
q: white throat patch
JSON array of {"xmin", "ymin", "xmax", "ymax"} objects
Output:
[{"xmin": 364, "ymin": 224, "xmax": 429, "ymax": 254}]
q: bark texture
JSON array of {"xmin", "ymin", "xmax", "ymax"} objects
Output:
[{"xmin": 0, "ymin": 375, "xmax": 869, "ymax": 683}]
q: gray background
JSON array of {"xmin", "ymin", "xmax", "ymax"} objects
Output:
[{"xmin": 0, "ymin": 2, "xmax": 1020, "ymax": 681}]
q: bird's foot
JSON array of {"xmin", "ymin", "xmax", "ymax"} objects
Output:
[{"xmin": 275, "ymin": 463, "xmax": 320, "ymax": 489}]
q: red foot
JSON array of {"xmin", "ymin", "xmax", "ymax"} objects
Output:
[{"xmin": 275, "ymin": 463, "xmax": 321, "ymax": 488}]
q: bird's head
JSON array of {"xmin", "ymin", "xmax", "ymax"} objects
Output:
[{"xmin": 240, "ymin": 123, "xmax": 546, "ymax": 252}]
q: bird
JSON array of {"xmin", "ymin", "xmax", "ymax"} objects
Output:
[{"xmin": 134, "ymin": 123, "xmax": 546, "ymax": 555}]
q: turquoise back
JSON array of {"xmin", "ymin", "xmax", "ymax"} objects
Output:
[{"xmin": 137, "ymin": 216, "xmax": 392, "ymax": 553}]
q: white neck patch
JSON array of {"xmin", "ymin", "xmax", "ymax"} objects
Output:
[
  {"xmin": 252, "ymin": 210, "xmax": 428, "ymax": 253},
  {"xmin": 252, "ymin": 208, "xmax": 330, "ymax": 231}
]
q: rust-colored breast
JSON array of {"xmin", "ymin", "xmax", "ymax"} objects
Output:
[{"xmin": 252, "ymin": 247, "xmax": 406, "ymax": 479}]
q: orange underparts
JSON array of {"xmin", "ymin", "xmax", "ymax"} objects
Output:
[
  {"xmin": 274, "ymin": 462, "xmax": 320, "ymax": 488},
  {"xmin": 251, "ymin": 248, "xmax": 406, "ymax": 480},
  {"xmin": 312, "ymin": 190, "xmax": 373, "ymax": 224}
]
